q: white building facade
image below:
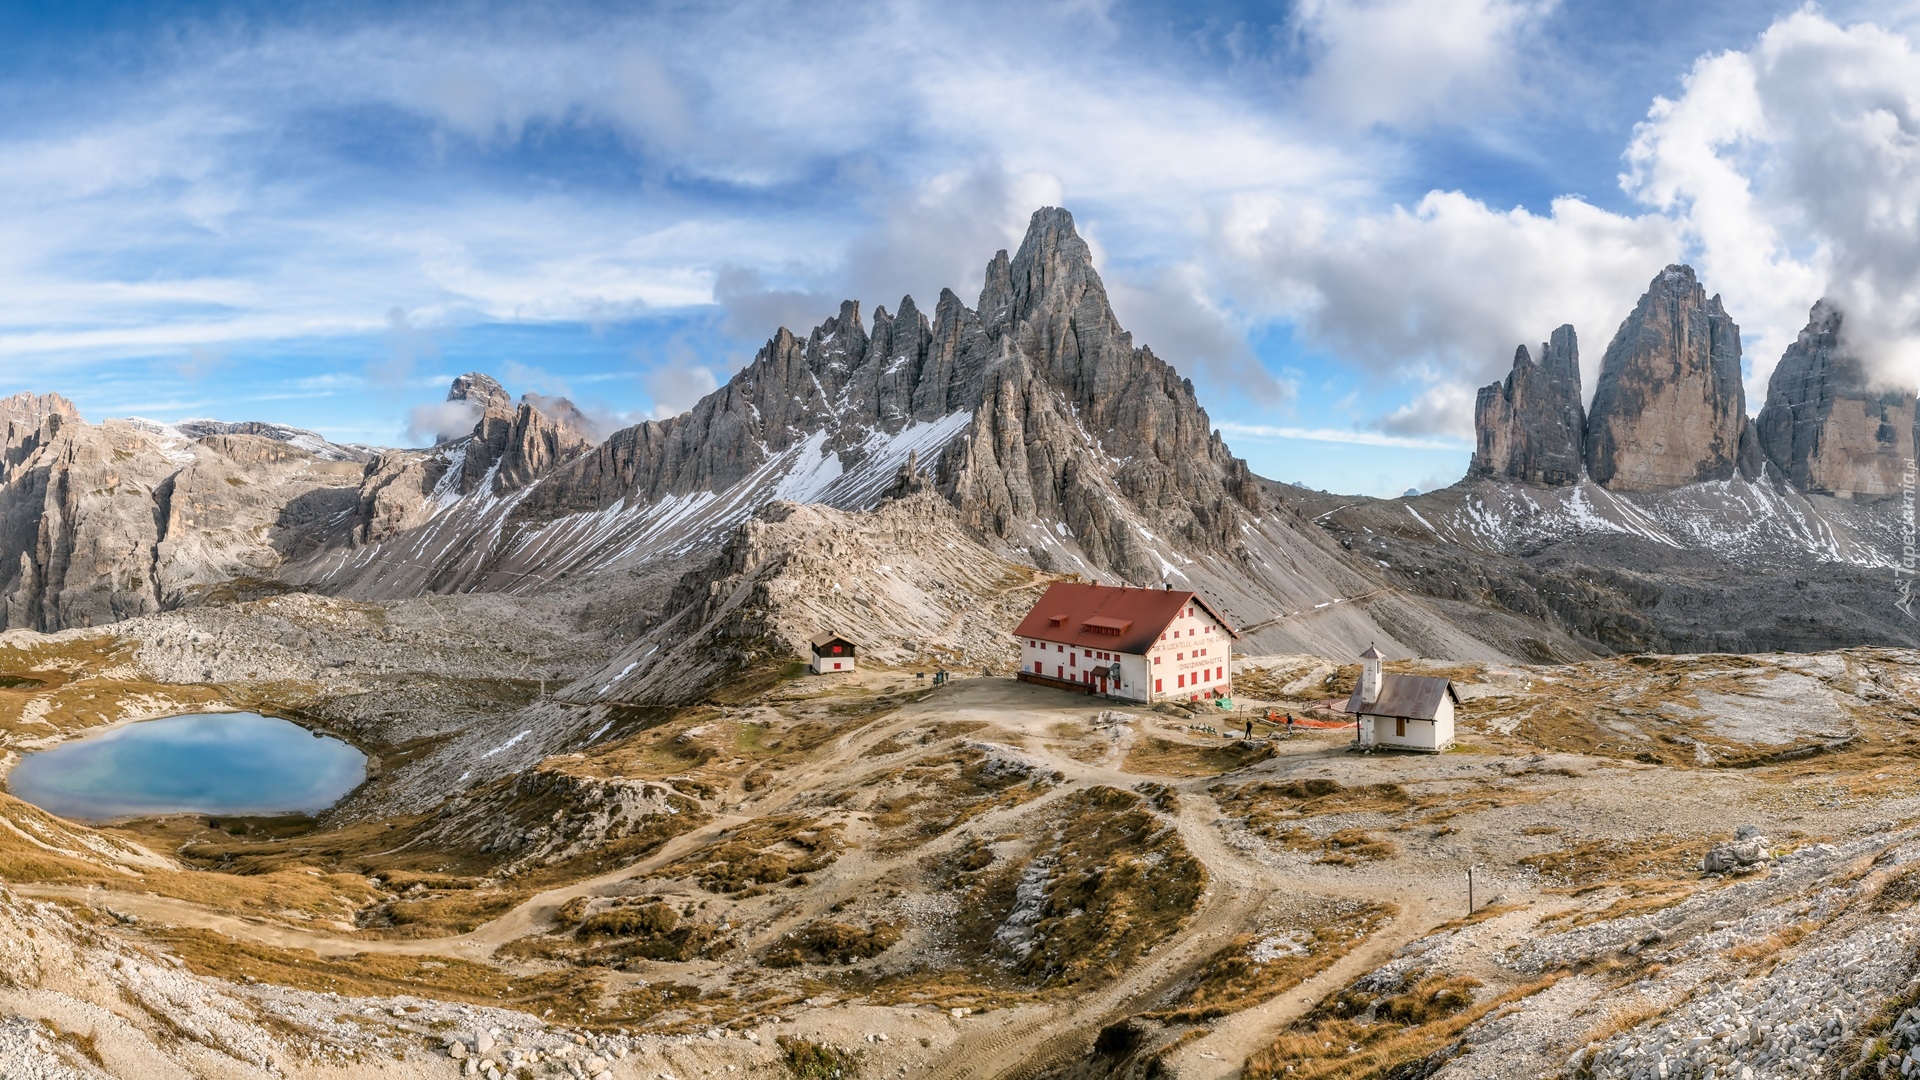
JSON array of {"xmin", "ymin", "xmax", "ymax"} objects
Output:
[
  {"xmin": 1348, "ymin": 646, "xmax": 1458, "ymax": 752},
  {"xmin": 1014, "ymin": 584, "xmax": 1236, "ymax": 703}
]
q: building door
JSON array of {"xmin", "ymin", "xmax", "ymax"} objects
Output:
[{"xmin": 1395, "ymin": 717, "xmax": 1405, "ymax": 738}]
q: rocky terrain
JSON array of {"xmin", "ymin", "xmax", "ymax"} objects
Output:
[
  {"xmin": 6, "ymin": 608, "xmax": 1920, "ymax": 1079},
  {"xmin": 6, "ymin": 201, "xmax": 1920, "ymax": 1078}
]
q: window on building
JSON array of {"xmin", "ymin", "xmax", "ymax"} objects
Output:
[
  {"xmin": 1216, "ymin": 667, "xmax": 1223, "ymax": 680},
  {"xmin": 1204, "ymin": 626, "xmax": 1211, "ymax": 633},
  {"xmin": 1178, "ymin": 674, "xmax": 1185, "ymax": 688},
  {"xmin": 1057, "ymin": 644, "xmax": 1064, "ymax": 652},
  {"xmin": 1153, "ymin": 656, "xmax": 1160, "ymax": 665},
  {"xmin": 1176, "ymin": 652, "xmax": 1183, "ymax": 661},
  {"xmin": 1069, "ymin": 653, "xmax": 1076, "ymax": 667},
  {"xmin": 1155, "ymin": 679, "xmax": 1162, "ymax": 692}
]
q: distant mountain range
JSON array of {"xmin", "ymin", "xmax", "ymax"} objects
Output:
[{"xmin": 3, "ymin": 208, "xmax": 1915, "ymax": 680}]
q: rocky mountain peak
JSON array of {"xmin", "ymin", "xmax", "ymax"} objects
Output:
[
  {"xmin": 448, "ymin": 373, "xmax": 512, "ymax": 413},
  {"xmin": 1, "ymin": 391, "xmax": 80, "ymax": 442},
  {"xmin": 1469, "ymin": 325, "xmax": 1585, "ymax": 486},
  {"xmin": 1585, "ymin": 264, "xmax": 1757, "ymax": 490},
  {"xmin": 1754, "ymin": 300, "xmax": 1916, "ymax": 498},
  {"xmin": 443, "ymin": 374, "xmax": 595, "ymax": 496}
]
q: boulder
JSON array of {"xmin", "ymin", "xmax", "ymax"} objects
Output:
[{"xmin": 1702, "ymin": 835, "xmax": 1771, "ymax": 873}]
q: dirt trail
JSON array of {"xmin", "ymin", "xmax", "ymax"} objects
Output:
[
  {"xmin": 1162, "ymin": 895, "xmax": 1439, "ymax": 1079},
  {"xmin": 12, "ymin": 679, "xmax": 1527, "ymax": 1080},
  {"xmin": 921, "ymin": 725, "xmax": 1461, "ymax": 1080}
]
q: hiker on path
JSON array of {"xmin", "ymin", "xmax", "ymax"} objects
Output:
[
  {"xmin": 1244, "ymin": 718, "xmax": 1253, "ymax": 740},
  {"xmin": 1286, "ymin": 714, "xmax": 1295, "ymax": 737}
]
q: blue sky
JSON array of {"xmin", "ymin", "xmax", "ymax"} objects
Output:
[{"xmin": 5, "ymin": 1, "xmax": 1920, "ymax": 496}]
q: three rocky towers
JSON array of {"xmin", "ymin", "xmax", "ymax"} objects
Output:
[{"xmin": 1470, "ymin": 265, "xmax": 1917, "ymax": 498}]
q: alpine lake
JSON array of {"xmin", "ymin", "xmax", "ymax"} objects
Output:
[{"xmin": 7, "ymin": 712, "xmax": 366, "ymax": 822}]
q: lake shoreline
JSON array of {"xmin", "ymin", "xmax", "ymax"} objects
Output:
[{"xmin": 7, "ymin": 711, "xmax": 369, "ymax": 823}]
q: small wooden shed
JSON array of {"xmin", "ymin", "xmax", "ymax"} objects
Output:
[{"xmin": 809, "ymin": 633, "xmax": 858, "ymax": 674}]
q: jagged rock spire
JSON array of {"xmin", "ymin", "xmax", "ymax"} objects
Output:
[
  {"xmin": 1469, "ymin": 326, "xmax": 1585, "ymax": 486},
  {"xmin": 1754, "ymin": 300, "xmax": 1917, "ymax": 498},
  {"xmin": 1585, "ymin": 265, "xmax": 1756, "ymax": 490}
]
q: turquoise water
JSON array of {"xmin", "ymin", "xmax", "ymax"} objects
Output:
[{"xmin": 7, "ymin": 712, "xmax": 366, "ymax": 821}]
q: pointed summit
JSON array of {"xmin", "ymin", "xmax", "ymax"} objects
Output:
[
  {"xmin": 1585, "ymin": 265, "xmax": 1752, "ymax": 490},
  {"xmin": 995, "ymin": 207, "xmax": 1108, "ymax": 338},
  {"xmin": 1469, "ymin": 325, "xmax": 1585, "ymax": 486},
  {"xmin": 448, "ymin": 372, "xmax": 511, "ymax": 413}
]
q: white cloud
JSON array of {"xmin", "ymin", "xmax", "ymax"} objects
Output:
[
  {"xmin": 1377, "ymin": 380, "xmax": 1479, "ymax": 440},
  {"xmin": 1218, "ymin": 421, "xmax": 1470, "ymax": 451},
  {"xmin": 1105, "ymin": 264, "xmax": 1297, "ymax": 408},
  {"xmin": 405, "ymin": 399, "xmax": 481, "ymax": 444},
  {"xmin": 1294, "ymin": 0, "xmax": 1554, "ymax": 128},
  {"xmin": 1625, "ymin": 10, "xmax": 1920, "ymax": 392},
  {"xmin": 643, "ymin": 363, "xmax": 719, "ymax": 420},
  {"xmin": 1228, "ymin": 189, "xmax": 1679, "ymax": 430}
]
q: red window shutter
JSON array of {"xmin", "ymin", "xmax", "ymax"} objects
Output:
[
  {"xmin": 1069, "ymin": 653, "xmax": 1076, "ymax": 667},
  {"xmin": 1178, "ymin": 674, "xmax": 1185, "ymax": 688},
  {"xmin": 1155, "ymin": 679, "xmax": 1162, "ymax": 692}
]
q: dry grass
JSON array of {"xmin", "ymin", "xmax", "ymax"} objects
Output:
[
  {"xmin": 1152, "ymin": 901, "xmax": 1395, "ymax": 1023},
  {"xmin": 0, "ymin": 634, "xmax": 231, "ymax": 740},
  {"xmin": 864, "ymin": 745, "xmax": 1053, "ymax": 852},
  {"xmin": 1242, "ymin": 975, "xmax": 1560, "ymax": 1080},
  {"xmin": 763, "ymin": 920, "xmax": 903, "ymax": 967},
  {"xmin": 1576, "ymin": 1001, "xmax": 1666, "ymax": 1049},
  {"xmin": 1267, "ymin": 828, "xmax": 1398, "ymax": 866},
  {"xmin": 1521, "ymin": 835, "xmax": 1705, "ymax": 891},
  {"xmin": 1875, "ymin": 867, "xmax": 1920, "ymax": 912},
  {"xmin": 1123, "ymin": 735, "xmax": 1274, "ymax": 777},
  {"xmin": 942, "ymin": 786, "xmax": 1206, "ymax": 994},
  {"xmin": 46, "ymin": 1022, "xmax": 106, "ymax": 1069},
  {"xmin": 655, "ymin": 814, "xmax": 844, "ymax": 894},
  {"xmin": 1725, "ymin": 921, "xmax": 1814, "ymax": 964},
  {"xmin": 1212, "ymin": 779, "xmax": 1415, "ymax": 842},
  {"xmin": 1545, "ymin": 883, "xmax": 1698, "ymax": 928},
  {"xmin": 156, "ymin": 928, "xmax": 612, "ymax": 1023}
]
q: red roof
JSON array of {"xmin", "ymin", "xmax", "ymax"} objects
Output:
[{"xmin": 1013, "ymin": 583, "xmax": 1238, "ymax": 654}]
